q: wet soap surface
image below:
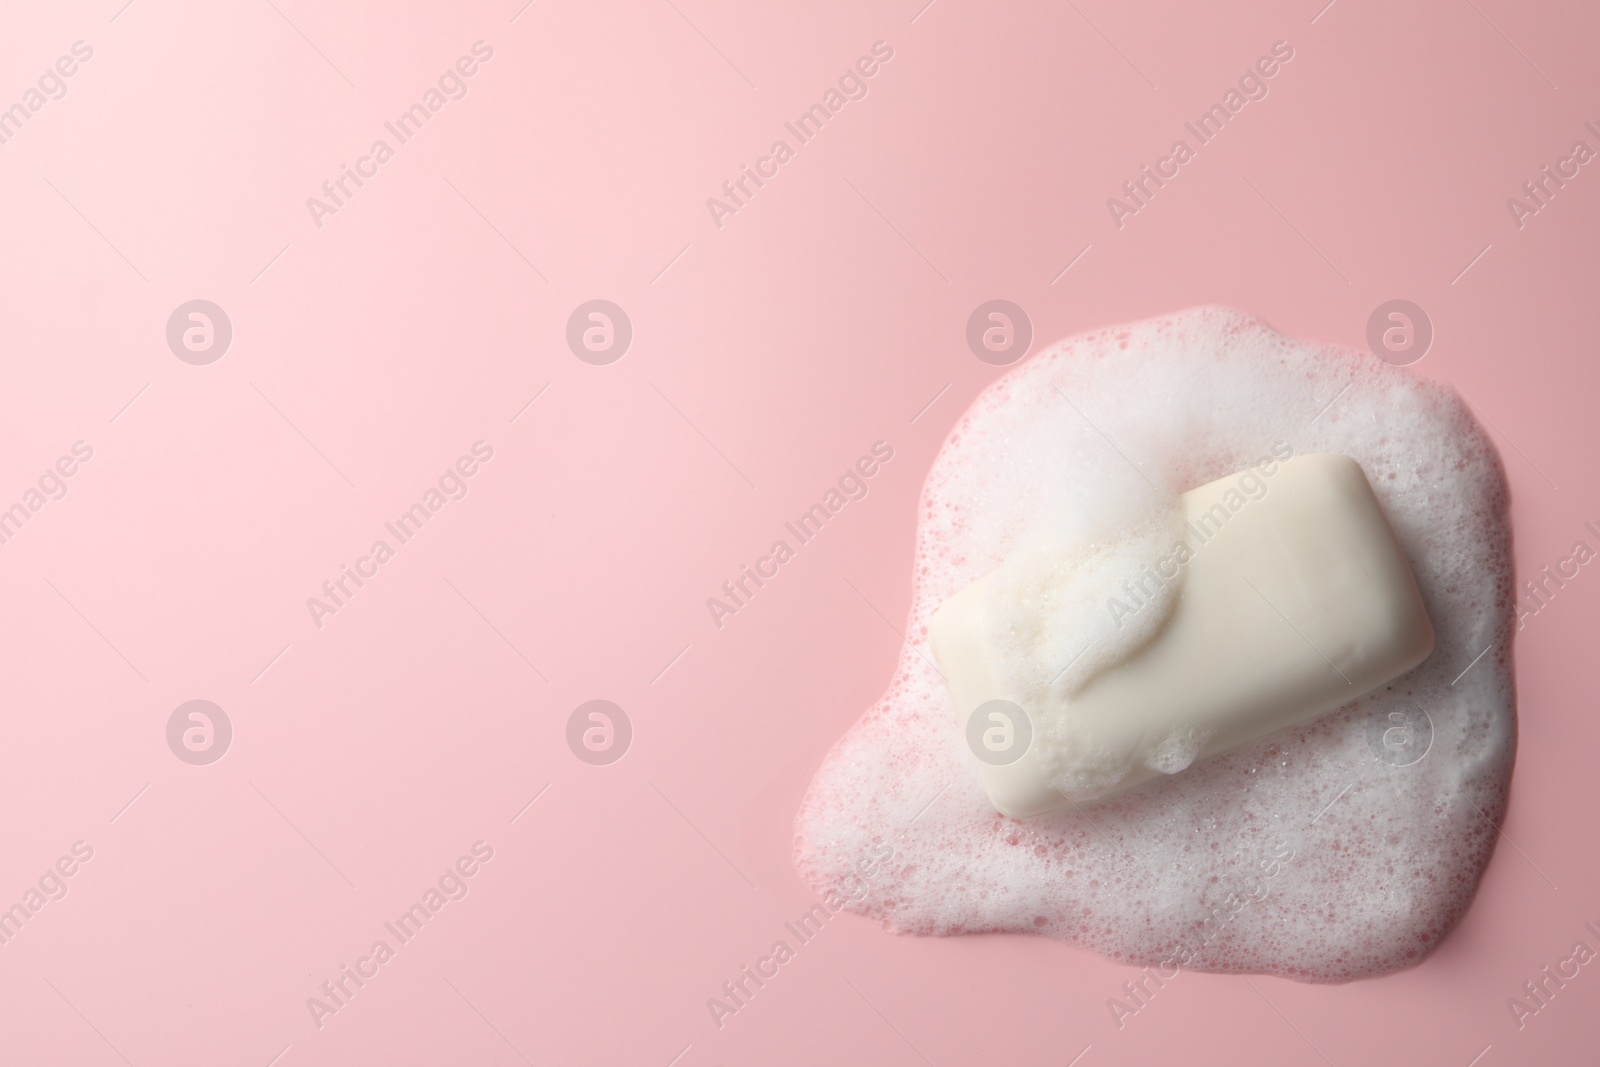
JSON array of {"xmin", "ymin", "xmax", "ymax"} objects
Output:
[
  {"xmin": 928, "ymin": 452, "xmax": 1437, "ymax": 814},
  {"xmin": 793, "ymin": 306, "xmax": 1515, "ymax": 982}
]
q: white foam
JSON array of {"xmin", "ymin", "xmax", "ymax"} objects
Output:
[
  {"xmin": 794, "ymin": 306, "xmax": 1515, "ymax": 981},
  {"xmin": 984, "ymin": 490, "xmax": 1184, "ymax": 702}
]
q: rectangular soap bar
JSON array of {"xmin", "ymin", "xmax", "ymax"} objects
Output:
[{"xmin": 928, "ymin": 452, "xmax": 1434, "ymax": 817}]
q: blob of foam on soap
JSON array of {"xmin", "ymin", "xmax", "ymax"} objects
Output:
[{"xmin": 793, "ymin": 306, "xmax": 1515, "ymax": 982}]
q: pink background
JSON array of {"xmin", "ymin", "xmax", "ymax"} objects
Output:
[{"xmin": 0, "ymin": 0, "xmax": 1596, "ymax": 1063}]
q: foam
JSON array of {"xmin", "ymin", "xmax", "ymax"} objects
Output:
[{"xmin": 793, "ymin": 306, "xmax": 1515, "ymax": 981}]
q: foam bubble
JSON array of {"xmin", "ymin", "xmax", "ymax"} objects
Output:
[{"xmin": 793, "ymin": 306, "xmax": 1515, "ymax": 981}]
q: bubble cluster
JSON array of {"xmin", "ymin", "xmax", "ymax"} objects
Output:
[{"xmin": 793, "ymin": 306, "xmax": 1515, "ymax": 981}]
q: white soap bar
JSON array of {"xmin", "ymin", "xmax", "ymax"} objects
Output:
[{"xmin": 928, "ymin": 453, "xmax": 1435, "ymax": 817}]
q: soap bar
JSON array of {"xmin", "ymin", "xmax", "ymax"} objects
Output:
[{"xmin": 928, "ymin": 452, "xmax": 1435, "ymax": 817}]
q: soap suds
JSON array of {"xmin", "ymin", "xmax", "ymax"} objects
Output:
[
  {"xmin": 983, "ymin": 492, "xmax": 1184, "ymax": 704},
  {"xmin": 793, "ymin": 306, "xmax": 1515, "ymax": 982}
]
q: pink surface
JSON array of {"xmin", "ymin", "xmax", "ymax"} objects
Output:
[{"xmin": 0, "ymin": 1, "xmax": 1594, "ymax": 1064}]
